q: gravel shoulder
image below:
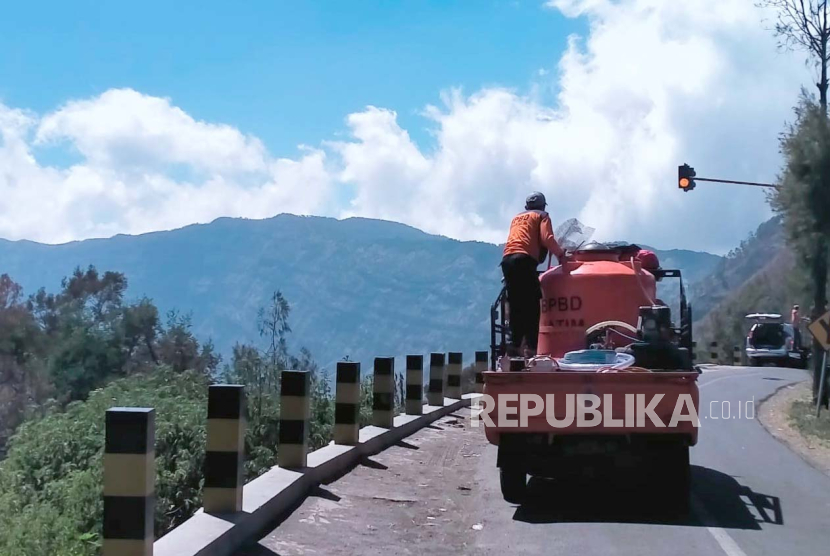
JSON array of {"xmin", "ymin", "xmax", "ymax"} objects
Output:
[
  {"xmin": 237, "ymin": 410, "xmax": 487, "ymax": 556},
  {"xmin": 758, "ymin": 379, "xmax": 830, "ymax": 477}
]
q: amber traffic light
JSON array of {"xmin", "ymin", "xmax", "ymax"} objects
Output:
[{"xmin": 678, "ymin": 164, "xmax": 696, "ymax": 192}]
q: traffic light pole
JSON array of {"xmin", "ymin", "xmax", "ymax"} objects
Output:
[{"xmin": 694, "ymin": 177, "xmax": 779, "ymax": 189}]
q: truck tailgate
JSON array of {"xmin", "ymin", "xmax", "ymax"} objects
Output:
[{"xmin": 481, "ymin": 370, "xmax": 700, "ymax": 445}]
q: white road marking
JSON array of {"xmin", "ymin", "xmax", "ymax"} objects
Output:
[
  {"xmin": 693, "ymin": 367, "xmax": 758, "ymax": 555},
  {"xmin": 699, "ymin": 370, "xmax": 766, "ymax": 390},
  {"xmin": 691, "ymin": 495, "xmax": 749, "ymax": 556}
]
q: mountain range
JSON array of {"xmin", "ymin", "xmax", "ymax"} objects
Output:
[{"xmin": 0, "ymin": 214, "xmax": 723, "ymax": 372}]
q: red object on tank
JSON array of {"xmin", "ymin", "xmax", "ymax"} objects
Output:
[
  {"xmin": 635, "ymin": 249, "xmax": 660, "ymax": 271},
  {"xmin": 537, "ymin": 248, "xmax": 656, "ymax": 357}
]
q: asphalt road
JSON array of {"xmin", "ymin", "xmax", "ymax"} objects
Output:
[{"xmin": 241, "ymin": 366, "xmax": 830, "ymax": 556}]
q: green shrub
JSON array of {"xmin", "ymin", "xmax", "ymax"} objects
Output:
[{"xmin": 0, "ymin": 368, "xmax": 209, "ymax": 556}]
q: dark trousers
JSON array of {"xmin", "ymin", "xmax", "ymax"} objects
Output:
[{"xmin": 501, "ymin": 253, "xmax": 541, "ymax": 351}]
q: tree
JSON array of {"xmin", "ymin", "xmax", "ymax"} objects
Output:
[
  {"xmin": 0, "ymin": 275, "xmax": 50, "ymax": 453},
  {"xmin": 222, "ymin": 291, "xmax": 334, "ymax": 476},
  {"xmin": 0, "ymin": 266, "xmax": 222, "ymax": 450},
  {"xmin": 157, "ymin": 311, "xmax": 219, "ymax": 375},
  {"xmin": 257, "ymin": 291, "xmax": 292, "ymax": 393},
  {"xmin": 121, "ymin": 297, "xmax": 161, "ymax": 368},
  {"xmin": 761, "ymin": 0, "xmax": 830, "ymax": 402}
]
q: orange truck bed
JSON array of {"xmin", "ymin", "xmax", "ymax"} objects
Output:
[{"xmin": 481, "ymin": 370, "xmax": 700, "ymax": 445}]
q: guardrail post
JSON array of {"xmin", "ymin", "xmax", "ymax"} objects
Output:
[
  {"xmin": 278, "ymin": 370, "xmax": 311, "ymax": 468},
  {"xmin": 204, "ymin": 385, "xmax": 245, "ymax": 513},
  {"xmin": 334, "ymin": 362, "xmax": 360, "ymax": 445},
  {"xmin": 103, "ymin": 407, "xmax": 154, "ymax": 556},
  {"xmin": 372, "ymin": 357, "xmax": 395, "ymax": 428},
  {"xmin": 428, "ymin": 353, "xmax": 445, "ymax": 406},
  {"xmin": 474, "ymin": 351, "xmax": 487, "ymax": 394},
  {"xmin": 406, "ymin": 355, "xmax": 424, "ymax": 415},
  {"xmin": 733, "ymin": 346, "xmax": 742, "ymax": 366},
  {"xmin": 691, "ymin": 341, "xmax": 697, "ymax": 363},
  {"xmin": 710, "ymin": 341, "xmax": 719, "ymax": 364},
  {"xmin": 446, "ymin": 352, "xmax": 462, "ymax": 399}
]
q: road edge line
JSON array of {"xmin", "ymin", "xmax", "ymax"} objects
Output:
[{"xmin": 690, "ymin": 495, "xmax": 748, "ymax": 556}]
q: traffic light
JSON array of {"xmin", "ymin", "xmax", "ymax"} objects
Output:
[{"xmin": 678, "ymin": 164, "xmax": 696, "ymax": 192}]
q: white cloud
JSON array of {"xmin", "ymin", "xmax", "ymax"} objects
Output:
[
  {"xmin": 335, "ymin": 0, "xmax": 810, "ymax": 252},
  {"xmin": 0, "ymin": 1, "xmax": 815, "ymax": 252},
  {"xmin": 35, "ymin": 89, "xmax": 268, "ymax": 174},
  {"xmin": 0, "ymin": 89, "xmax": 334, "ymax": 243}
]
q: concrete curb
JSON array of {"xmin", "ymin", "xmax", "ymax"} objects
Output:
[{"xmin": 155, "ymin": 395, "xmax": 480, "ymax": 556}]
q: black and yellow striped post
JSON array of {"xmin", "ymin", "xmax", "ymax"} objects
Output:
[
  {"xmin": 405, "ymin": 355, "xmax": 424, "ymax": 415},
  {"xmin": 334, "ymin": 362, "xmax": 360, "ymax": 445},
  {"xmin": 446, "ymin": 352, "xmax": 462, "ymax": 399},
  {"xmin": 474, "ymin": 351, "xmax": 487, "ymax": 394},
  {"xmin": 372, "ymin": 357, "xmax": 395, "ymax": 428},
  {"xmin": 710, "ymin": 341, "xmax": 719, "ymax": 364},
  {"xmin": 103, "ymin": 407, "xmax": 154, "ymax": 556},
  {"xmin": 428, "ymin": 353, "xmax": 445, "ymax": 406},
  {"xmin": 733, "ymin": 346, "xmax": 742, "ymax": 366},
  {"xmin": 204, "ymin": 385, "xmax": 246, "ymax": 513},
  {"xmin": 278, "ymin": 370, "xmax": 311, "ymax": 468}
]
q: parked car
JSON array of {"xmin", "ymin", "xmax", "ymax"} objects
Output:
[{"xmin": 745, "ymin": 313, "xmax": 808, "ymax": 368}]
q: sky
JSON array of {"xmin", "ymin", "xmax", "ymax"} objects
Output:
[{"xmin": 0, "ymin": 0, "xmax": 816, "ymax": 253}]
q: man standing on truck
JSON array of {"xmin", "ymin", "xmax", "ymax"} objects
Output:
[{"xmin": 502, "ymin": 192, "xmax": 566, "ymax": 356}]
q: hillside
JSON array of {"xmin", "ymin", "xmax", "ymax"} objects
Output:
[
  {"xmin": 693, "ymin": 216, "xmax": 810, "ymax": 359},
  {"xmin": 690, "ymin": 217, "xmax": 785, "ymax": 321},
  {"xmin": 0, "ymin": 215, "xmax": 721, "ymax": 372}
]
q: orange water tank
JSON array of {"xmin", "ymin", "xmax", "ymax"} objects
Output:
[{"xmin": 537, "ymin": 245, "xmax": 656, "ymax": 357}]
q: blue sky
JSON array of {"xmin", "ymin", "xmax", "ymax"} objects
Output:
[
  {"xmin": 0, "ymin": 1, "xmax": 811, "ymax": 253},
  {"xmin": 0, "ymin": 1, "xmax": 582, "ymax": 155}
]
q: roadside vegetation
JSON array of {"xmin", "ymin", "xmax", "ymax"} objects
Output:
[
  {"xmin": 0, "ymin": 267, "xmax": 393, "ymax": 556},
  {"xmin": 698, "ymin": 2, "xmax": 830, "ymax": 384},
  {"xmin": 790, "ymin": 394, "xmax": 830, "ymax": 446},
  {"xmin": 761, "ymin": 0, "xmax": 830, "ymax": 403}
]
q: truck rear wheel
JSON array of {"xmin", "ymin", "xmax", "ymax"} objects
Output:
[{"xmin": 499, "ymin": 467, "xmax": 527, "ymax": 504}]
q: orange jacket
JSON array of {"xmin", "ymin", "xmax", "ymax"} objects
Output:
[{"xmin": 503, "ymin": 210, "xmax": 564, "ymax": 263}]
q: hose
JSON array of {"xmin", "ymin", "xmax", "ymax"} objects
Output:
[
  {"xmin": 585, "ymin": 320, "xmax": 638, "ymax": 336},
  {"xmin": 607, "ymin": 327, "xmax": 641, "ymax": 343},
  {"xmin": 599, "ymin": 366, "xmax": 652, "ymax": 373}
]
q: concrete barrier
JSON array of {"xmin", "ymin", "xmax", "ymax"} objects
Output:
[
  {"xmin": 405, "ymin": 355, "xmax": 424, "ymax": 415},
  {"xmin": 372, "ymin": 357, "xmax": 395, "ymax": 428},
  {"xmin": 154, "ymin": 394, "xmax": 480, "ymax": 556},
  {"xmin": 474, "ymin": 351, "xmax": 487, "ymax": 394},
  {"xmin": 446, "ymin": 352, "xmax": 462, "ymax": 399},
  {"xmin": 334, "ymin": 362, "xmax": 360, "ymax": 445},
  {"xmin": 203, "ymin": 385, "xmax": 246, "ymax": 514},
  {"xmin": 278, "ymin": 370, "xmax": 311, "ymax": 468},
  {"xmin": 103, "ymin": 407, "xmax": 155, "ymax": 556},
  {"xmin": 427, "ymin": 353, "xmax": 445, "ymax": 406}
]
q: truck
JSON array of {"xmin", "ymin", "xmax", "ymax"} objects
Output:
[{"xmin": 483, "ymin": 242, "xmax": 700, "ymax": 511}]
